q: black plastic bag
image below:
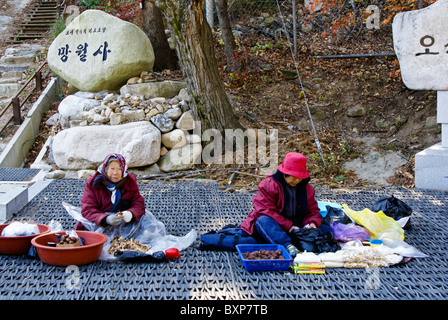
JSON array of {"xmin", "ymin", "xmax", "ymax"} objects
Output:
[
  {"xmin": 371, "ymin": 195, "xmax": 412, "ymax": 221},
  {"xmin": 290, "ymin": 228, "xmax": 340, "ymax": 253},
  {"xmin": 113, "ymin": 250, "xmax": 167, "ymax": 263},
  {"xmin": 322, "ymin": 206, "xmax": 351, "ymax": 226}
]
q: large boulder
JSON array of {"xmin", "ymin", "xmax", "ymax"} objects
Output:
[
  {"xmin": 48, "ymin": 10, "xmax": 154, "ymax": 92},
  {"xmin": 58, "ymin": 94, "xmax": 100, "ymax": 128},
  {"xmin": 52, "ymin": 121, "xmax": 161, "ymax": 169}
]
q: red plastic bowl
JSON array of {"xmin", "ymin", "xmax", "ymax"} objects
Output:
[
  {"xmin": 31, "ymin": 231, "xmax": 108, "ymax": 266},
  {"xmin": 0, "ymin": 223, "xmax": 51, "ymax": 255}
]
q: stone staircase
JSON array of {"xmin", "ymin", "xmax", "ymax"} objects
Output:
[
  {"xmin": 0, "ymin": 0, "xmax": 58, "ymax": 149},
  {"xmin": 0, "ymin": 44, "xmax": 46, "ymax": 152},
  {"xmin": 7, "ymin": 0, "xmax": 58, "ymax": 44}
]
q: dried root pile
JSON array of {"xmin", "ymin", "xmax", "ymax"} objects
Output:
[{"xmin": 108, "ymin": 236, "xmax": 152, "ymax": 255}]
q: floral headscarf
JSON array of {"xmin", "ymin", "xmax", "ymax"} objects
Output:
[
  {"xmin": 97, "ymin": 153, "xmax": 128, "ymax": 179},
  {"xmin": 93, "ymin": 153, "xmax": 129, "ymax": 212}
]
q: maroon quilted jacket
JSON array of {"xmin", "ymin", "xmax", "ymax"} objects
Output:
[
  {"xmin": 240, "ymin": 173, "xmax": 321, "ymax": 235},
  {"xmin": 76, "ymin": 172, "xmax": 145, "ymax": 230}
]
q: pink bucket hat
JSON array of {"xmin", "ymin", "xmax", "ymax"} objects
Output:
[{"xmin": 277, "ymin": 152, "xmax": 310, "ymax": 179}]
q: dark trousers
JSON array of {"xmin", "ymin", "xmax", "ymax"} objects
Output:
[
  {"xmin": 254, "ymin": 216, "xmax": 293, "ymax": 249},
  {"xmin": 253, "ymin": 215, "xmax": 332, "ymax": 249}
]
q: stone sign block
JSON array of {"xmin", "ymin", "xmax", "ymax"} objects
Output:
[
  {"xmin": 48, "ymin": 10, "xmax": 155, "ymax": 92},
  {"xmin": 393, "ymin": 0, "xmax": 448, "ymax": 90}
]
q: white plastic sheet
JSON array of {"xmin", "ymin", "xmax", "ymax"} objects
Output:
[
  {"xmin": 62, "ymin": 202, "xmax": 197, "ymax": 261},
  {"xmin": 1, "ymin": 222, "xmax": 39, "ymax": 237}
]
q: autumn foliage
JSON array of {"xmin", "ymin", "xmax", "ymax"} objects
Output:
[{"xmin": 305, "ymin": 0, "xmax": 437, "ymax": 36}]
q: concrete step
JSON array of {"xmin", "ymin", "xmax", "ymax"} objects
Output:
[
  {"xmin": 0, "ymin": 83, "xmax": 21, "ymax": 95},
  {"xmin": 0, "ymin": 54, "xmax": 36, "ymax": 65},
  {"xmin": 0, "ymin": 78, "xmax": 21, "ymax": 84}
]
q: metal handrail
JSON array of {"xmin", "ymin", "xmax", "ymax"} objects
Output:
[{"xmin": 0, "ymin": 60, "xmax": 49, "ymax": 135}]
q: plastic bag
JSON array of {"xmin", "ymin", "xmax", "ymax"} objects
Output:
[
  {"xmin": 331, "ymin": 222, "xmax": 370, "ymax": 242},
  {"xmin": 380, "ymin": 238, "xmax": 428, "ymax": 258},
  {"xmin": 342, "ymin": 204, "xmax": 404, "ymax": 241},
  {"xmin": 1, "ymin": 222, "xmax": 39, "ymax": 237},
  {"xmin": 322, "ymin": 206, "xmax": 352, "ymax": 225},
  {"xmin": 113, "ymin": 250, "xmax": 167, "ymax": 263},
  {"xmin": 62, "ymin": 202, "xmax": 197, "ymax": 261},
  {"xmin": 290, "ymin": 227, "xmax": 340, "ymax": 253},
  {"xmin": 371, "ymin": 195, "xmax": 412, "ymax": 221}
]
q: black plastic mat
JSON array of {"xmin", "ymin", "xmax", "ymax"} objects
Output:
[
  {"xmin": 0, "ymin": 168, "xmax": 40, "ymax": 181},
  {"xmin": 1, "ymin": 179, "xmax": 447, "ymax": 300}
]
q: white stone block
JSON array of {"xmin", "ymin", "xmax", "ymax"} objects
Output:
[
  {"xmin": 437, "ymin": 91, "xmax": 448, "ymax": 123},
  {"xmin": 415, "ymin": 143, "xmax": 448, "ymax": 191},
  {"xmin": 442, "ymin": 124, "xmax": 448, "ymax": 148},
  {"xmin": 0, "ymin": 183, "xmax": 29, "ymax": 223}
]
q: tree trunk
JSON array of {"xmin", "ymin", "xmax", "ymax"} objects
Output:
[
  {"xmin": 154, "ymin": 0, "xmax": 243, "ymax": 134},
  {"xmin": 142, "ymin": 0, "xmax": 178, "ymax": 71},
  {"xmin": 215, "ymin": 0, "xmax": 237, "ymax": 71}
]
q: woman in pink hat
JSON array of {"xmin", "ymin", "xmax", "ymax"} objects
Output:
[{"xmin": 240, "ymin": 152, "xmax": 322, "ymax": 257}]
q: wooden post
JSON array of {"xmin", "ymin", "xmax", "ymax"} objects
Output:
[
  {"xmin": 35, "ymin": 71, "xmax": 42, "ymax": 92},
  {"xmin": 12, "ymin": 97, "xmax": 21, "ymax": 125}
]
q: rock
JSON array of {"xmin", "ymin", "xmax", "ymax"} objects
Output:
[
  {"xmin": 347, "ymin": 105, "xmax": 366, "ymax": 117},
  {"xmin": 58, "ymin": 95, "xmax": 100, "ymax": 128},
  {"xmin": 309, "ymin": 107, "xmax": 326, "ymax": 121},
  {"xmin": 78, "ymin": 169, "xmax": 96, "ymax": 179},
  {"xmin": 186, "ymin": 134, "xmax": 201, "ymax": 144},
  {"xmin": 281, "ymin": 70, "xmax": 298, "ymax": 80},
  {"xmin": 109, "ymin": 112, "xmax": 124, "ymax": 125},
  {"xmin": 176, "ymin": 110, "xmax": 195, "ymax": 130},
  {"xmin": 176, "ymin": 88, "xmax": 192, "ymax": 102},
  {"xmin": 121, "ymin": 109, "xmax": 145, "ymax": 122},
  {"xmin": 30, "ymin": 162, "xmax": 52, "ymax": 172},
  {"xmin": 47, "ymin": 10, "xmax": 155, "ymax": 92},
  {"xmin": 160, "ymin": 146, "xmax": 168, "ymax": 156},
  {"xmin": 145, "ymin": 108, "xmax": 161, "ymax": 119},
  {"xmin": 79, "ymin": 109, "xmax": 97, "ymax": 123},
  {"xmin": 120, "ymin": 80, "xmax": 186, "ymax": 99},
  {"xmin": 161, "ymin": 129, "xmax": 187, "ymax": 149},
  {"xmin": 158, "ymin": 143, "xmax": 203, "ymax": 172},
  {"xmin": 150, "ymin": 97, "xmax": 166, "ymax": 105},
  {"xmin": 45, "ymin": 170, "xmax": 66, "ymax": 179},
  {"xmin": 127, "ymin": 77, "xmax": 140, "ymax": 84},
  {"xmin": 93, "ymin": 113, "xmax": 109, "ymax": 124},
  {"xmin": 45, "ymin": 113, "xmax": 60, "ymax": 126},
  {"xmin": 151, "ymin": 113, "xmax": 174, "ymax": 133},
  {"xmin": 425, "ymin": 116, "xmax": 440, "ymax": 132},
  {"xmin": 52, "ymin": 121, "xmax": 161, "ymax": 170},
  {"xmin": 129, "ymin": 163, "xmax": 161, "ymax": 176},
  {"xmin": 393, "ymin": 0, "xmax": 448, "ymax": 90},
  {"xmin": 164, "ymin": 106, "xmax": 182, "ymax": 120},
  {"xmin": 343, "ymin": 150, "xmax": 407, "ymax": 185}
]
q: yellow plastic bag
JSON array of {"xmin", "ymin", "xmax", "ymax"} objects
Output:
[{"xmin": 342, "ymin": 204, "xmax": 404, "ymax": 241}]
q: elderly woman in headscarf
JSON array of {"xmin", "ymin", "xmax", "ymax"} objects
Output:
[{"xmin": 75, "ymin": 153, "xmax": 145, "ymax": 230}]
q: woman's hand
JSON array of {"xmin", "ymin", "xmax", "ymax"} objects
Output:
[
  {"xmin": 304, "ymin": 223, "xmax": 317, "ymax": 229},
  {"xmin": 288, "ymin": 226, "xmax": 300, "ymax": 233},
  {"xmin": 120, "ymin": 211, "xmax": 133, "ymax": 223},
  {"xmin": 106, "ymin": 213, "xmax": 123, "ymax": 226}
]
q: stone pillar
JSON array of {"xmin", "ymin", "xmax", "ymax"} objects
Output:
[{"xmin": 393, "ymin": 0, "xmax": 448, "ymax": 191}]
